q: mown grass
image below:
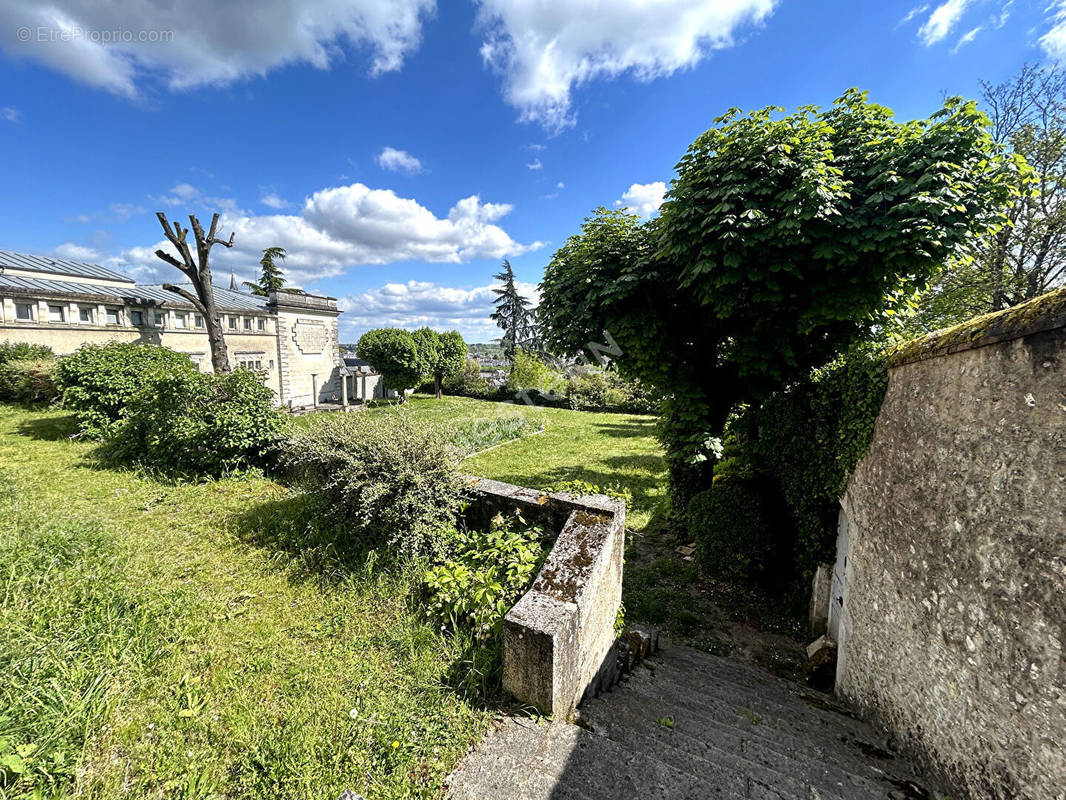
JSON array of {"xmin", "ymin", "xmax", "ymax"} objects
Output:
[
  {"xmin": 0, "ymin": 406, "xmax": 489, "ymax": 800},
  {"xmin": 362, "ymin": 395, "xmax": 666, "ymax": 530}
]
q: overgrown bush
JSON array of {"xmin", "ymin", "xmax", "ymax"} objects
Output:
[
  {"xmin": 54, "ymin": 342, "xmax": 196, "ymax": 437},
  {"xmin": 279, "ymin": 411, "xmax": 466, "ymax": 560},
  {"xmin": 505, "ymin": 350, "xmax": 563, "ymax": 395},
  {"xmin": 0, "ymin": 360, "xmax": 57, "ymax": 405},
  {"xmin": 423, "ymin": 511, "xmax": 548, "ymax": 639},
  {"xmin": 692, "ymin": 345, "xmax": 888, "ymax": 598},
  {"xmin": 106, "ymin": 368, "xmax": 282, "ymax": 476},
  {"xmin": 566, "ymin": 370, "xmax": 660, "ymax": 414},
  {"xmin": 686, "ymin": 478, "xmax": 776, "ymax": 585},
  {"xmin": 0, "ymin": 342, "xmax": 54, "ymax": 365}
]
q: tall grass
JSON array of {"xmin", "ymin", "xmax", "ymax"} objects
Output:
[{"xmin": 0, "ymin": 407, "xmax": 489, "ymax": 800}]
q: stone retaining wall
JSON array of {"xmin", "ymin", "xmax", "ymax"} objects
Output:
[
  {"xmin": 837, "ymin": 288, "xmax": 1066, "ymax": 800},
  {"xmin": 464, "ymin": 478, "xmax": 626, "ymax": 717}
]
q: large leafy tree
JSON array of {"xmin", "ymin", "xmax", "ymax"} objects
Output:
[
  {"xmin": 900, "ymin": 64, "xmax": 1064, "ymax": 335},
  {"xmin": 356, "ymin": 328, "xmax": 422, "ymax": 402},
  {"xmin": 540, "ymin": 90, "xmax": 1016, "ymax": 504},
  {"xmin": 243, "ymin": 246, "xmax": 287, "ymax": 296},
  {"xmin": 490, "ymin": 260, "xmax": 534, "ymax": 363}
]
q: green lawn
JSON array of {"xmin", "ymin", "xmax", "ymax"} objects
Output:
[
  {"xmin": 0, "ymin": 405, "xmax": 487, "ymax": 800},
  {"xmin": 0, "ymin": 397, "xmax": 665, "ymax": 799},
  {"xmin": 365, "ymin": 395, "xmax": 666, "ymax": 530}
]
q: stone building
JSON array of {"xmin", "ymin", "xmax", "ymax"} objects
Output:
[{"xmin": 0, "ymin": 248, "xmax": 377, "ymax": 407}]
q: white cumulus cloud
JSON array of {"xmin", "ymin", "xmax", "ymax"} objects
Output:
[
  {"xmin": 53, "ymin": 242, "xmax": 106, "ymax": 261},
  {"xmin": 337, "ymin": 278, "xmax": 541, "ymax": 341},
  {"xmin": 918, "ymin": 0, "xmax": 973, "ymax": 46},
  {"xmin": 616, "ymin": 181, "xmax": 666, "ymax": 218},
  {"xmin": 476, "ymin": 0, "xmax": 776, "ymax": 131},
  {"xmin": 1, "ymin": 106, "xmax": 19, "ymax": 122},
  {"xmin": 376, "ymin": 146, "xmax": 424, "ymax": 174},
  {"xmin": 260, "ymin": 192, "xmax": 288, "ymax": 209},
  {"xmin": 118, "ymin": 182, "xmax": 543, "ymax": 287},
  {"xmin": 0, "ymin": 0, "xmax": 434, "ymax": 97}
]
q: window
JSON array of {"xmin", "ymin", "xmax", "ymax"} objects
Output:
[
  {"xmin": 257, "ymin": 318, "xmax": 266, "ymax": 332},
  {"xmin": 105, "ymin": 308, "xmax": 120, "ymax": 325},
  {"xmin": 228, "ymin": 316, "xmax": 237, "ymax": 330},
  {"xmin": 243, "ymin": 317, "xmax": 253, "ymax": 331},
  {"xmin": 47, "ymin": 304, "xmax": 66, "ymax": 322},
  {"xmin": 194, "ymin": 314, "xmax": 204, "ymax": 328},
  {"xmin": 152, "ymin": 311, "xmax": 164, "ymax": 327},
  {"xmin": 79, "ymin": 306, "xmax": 93, "ymax": 323},
  {"xmin": 173, "ymin": 312, "xmax": 187, "ymax": 329},
  {"xmin": 15, "ymin": 302, "xmax": 33, "ymax": 321},
  {"xmin": 130, "ymin": 310, "xmax": 144, "ymax": 326}
]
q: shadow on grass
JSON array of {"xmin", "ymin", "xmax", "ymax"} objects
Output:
[
  {"xmin": 14, "ymin": 413, "xmax": 81, "ymax": 441},
  {"xmin": 231, "ymin": 491, "xmax": 386, "ymax": 586},
  {"xmin": 590, "ymin": 418, "xmax": 659, "ymax": 439}
]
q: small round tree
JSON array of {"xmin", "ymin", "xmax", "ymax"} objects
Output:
[
  {"xmin": 429, "ymin": 331, "xmax": 467, "ymax": 399},
  {"xmin": 356, "ymin": 328, "xmax": 422, "ymax": 403}
]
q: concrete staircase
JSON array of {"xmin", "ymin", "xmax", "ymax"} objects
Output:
[{"xmin": 447, "ymin": 643, "xmax": 930, "ymax": 800}]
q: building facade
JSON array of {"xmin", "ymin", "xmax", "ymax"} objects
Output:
[{"xmin": 0, "ymin": 249, "xmax": 372, "ymax": 408}]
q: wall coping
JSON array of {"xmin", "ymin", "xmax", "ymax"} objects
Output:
[
  {"xmin": 463, "ymin": 477, "xmax": 625, "ymax": 717},
  {"xmin": 886, "ymin": 286, "xmax": 1066, "ymax": 368}
]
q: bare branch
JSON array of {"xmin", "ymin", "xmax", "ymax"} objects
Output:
[
  {"xmin": 161, "ymin": 283, "xmax": 207, "ymax": 315},
  {"xmin": 153, "ymin": 249, "xmax": 187, "ymax": 272}
]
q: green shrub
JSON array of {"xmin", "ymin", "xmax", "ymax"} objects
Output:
[
  {"xmin": 695, "ymin": 344, "xmax": 888, "ymax": 597},
  {"xmin": 106, "ymin": 368, "xmax": 283, "ymax": 476},
  {"xmin": 687, "ymin": 477, "xmax": 777, "ymax": 585},
  {"xmin": 54, "ymin": 343, "xmax": 196, "ymax": 438},
  {"xmin": 0, "ymin": 342, "xmax": 54, "ymax": 365},
  {"xmin": 565, "ymin": 369, "xmax": 660, "ymax": 414},
  {"xmin": 423, "ymin": 512, "xmax": 548, "ymax": 639},
  {"xmin": 279, "ymin": 410, "xmax": 465, "ymax": 560},
  {"xmin": 0, "ymin": 360, "xmax": 57, "ymax": 405},
  {"xmin": 506, "ymin": 350, "xmax": 563, "ymax": 395}
]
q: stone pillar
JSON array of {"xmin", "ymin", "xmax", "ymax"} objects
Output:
[
  {"xmin": 310, "ymin": 374, "xmax": 317, "ymax": 408},
  {"xmin": 341, "ymin": 372, "xmax": 348, "ymax": 406}
]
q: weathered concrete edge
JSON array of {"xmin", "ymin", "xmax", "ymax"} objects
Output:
[
  {"xmin": 463, "ymin": 476, "xmax": 625, "ymax": 717},
  {"xmin": 886, "ymin": 285, "xmax": 1066, "ymax": 368}
]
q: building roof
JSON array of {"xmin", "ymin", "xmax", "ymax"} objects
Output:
[
  {"xmin": 0, "ymin": 273, "xmax": 269, "ymax": 312},
  {"xmin": 0, "ymin": 249, "xmax": 134, "ymax": 284}
]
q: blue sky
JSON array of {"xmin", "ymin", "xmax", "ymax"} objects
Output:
[{"xmin": 0, "ymin": 0, "xmax": 1062, "ymax": 341}]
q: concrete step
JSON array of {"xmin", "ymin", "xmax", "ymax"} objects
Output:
[
  {"xmin": 447, "ymin": 644, "xmax": 929, "ymax": 800},
  {"xmin": 585, "ymin": 677, "xmax": 900, "ymax": 799},
  {"xmin": 614, "ymin": 663, "xmax": 899, "ymax": 783}
]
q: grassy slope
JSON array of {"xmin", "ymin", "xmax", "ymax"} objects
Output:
[
  {"xmin": 367, "ymin": 395, "xmax": 666, "ymax": 530},
  {"xmin": 0, "ymin": 406, "xmax": 486, "ymax": 800}
]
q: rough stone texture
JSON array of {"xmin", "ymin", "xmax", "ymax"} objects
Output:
[
  {"xmin": 838, "ymin": 325, "xmax": 1066, "ymax": 800},
  {"xmin": 465, "ymin": 478, "xmax": 626, "ymax": 717},
  {"xmin": 448, "ymin": 643, "xmax": 927, "ymax": 799},
  {"xmin": 809, "ymin": 563, "xmax": 832, "ymax": 639}
]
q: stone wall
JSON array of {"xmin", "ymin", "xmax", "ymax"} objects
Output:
[
  {"xmin": 837, "ymin": 290, "xmax": 1066, "ymax": 800},
  {"xmin": 270, "ymin": 290, "xmax": 342, "ymax": 407},
  {"xmin": 465, "ymin": 478, "xmax": 626, "ymax": 718}
]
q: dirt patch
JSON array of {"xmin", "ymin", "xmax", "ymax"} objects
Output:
[{"xmin": 623, "ymin": 518, "xmax": 807, "ymax": 681}]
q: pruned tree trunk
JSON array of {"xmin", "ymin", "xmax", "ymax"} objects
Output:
[
  {"xmin": 435, "ymin": 372, "xmax": 443, "ymax": 399},
  {"xmin": 153, "ymin": 212, "xmax": 235, "ymax": 374}
]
